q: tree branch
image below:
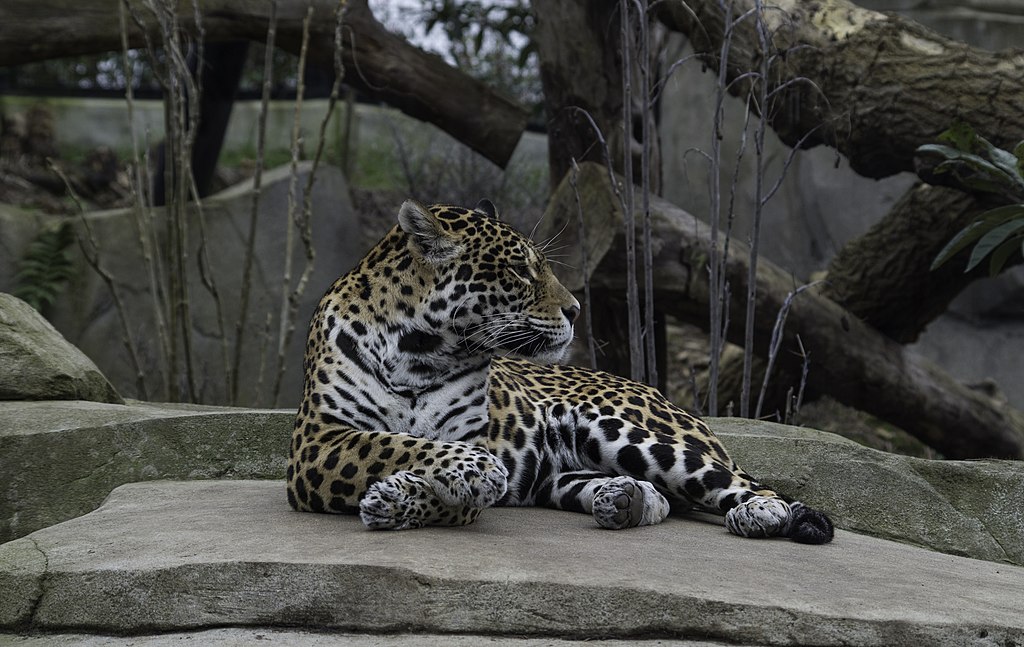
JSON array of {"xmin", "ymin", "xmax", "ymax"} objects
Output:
[
  {"xmin": 543, "ymin": 162, "xmax": 1024, "ymax": 459},
  {"xmin": 0, "ymin": 0, "xmax": 528, "ymax": 167},
  {"xmin": 657, "ymin": 0, "xmax": 1024, "ymax": 179}
]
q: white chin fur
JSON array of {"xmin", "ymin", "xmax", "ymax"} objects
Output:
[{"xmin": 524, "ymin": 341, "xmax": 572, "ymax": 365}]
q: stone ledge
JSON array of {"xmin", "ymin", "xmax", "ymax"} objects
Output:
[
  {"xmin": 0, "ymin": 631, "xmax": 725, "ymax": 646},
  {"xmin": 1, "ymin": 480, "xmax": 1022, "ymax": 646},
  {"xmin": 3, "ymin": 402, "xmax": 1023, "ymax": 569},
  {"xmin": 0, "ymin": 400, "xmax": 291, "ymax": 543}
]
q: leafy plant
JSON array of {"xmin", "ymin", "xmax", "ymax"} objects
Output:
[
  {"xmin": 919, "ymin": 123, "xmax": 1024, "ymax": 275},
  {"xmin": 13, "ymin": 219, "xmax": 76, "ymax": 312}
]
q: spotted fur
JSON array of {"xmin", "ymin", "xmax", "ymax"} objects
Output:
[{"xmin": 287, "ymin": 199, "xmax": 833, "ymax": 544}]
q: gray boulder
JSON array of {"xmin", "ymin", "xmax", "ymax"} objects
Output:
[
  {"xmin": 2, "ymin": 399, "xmax": 1023, "ymax": 570},
  {"xmin": 0, "ymin": 400, "xmax": 288, "ymax": 544},
  {"xmin": 715, "ymin": 418, "xmax": 1024, "ymax": 566},
  {"xmin": 0, "ymin": 480, "xmax": 1022, "ymax": 646},
  {"xmin": 0, "ymin": 293, "xmax": 121, "ymax": 404}
]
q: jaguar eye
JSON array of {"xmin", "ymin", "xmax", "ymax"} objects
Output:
[{"xmin": 508, "ymin": 262, "xmax": 533, "ymax": 283}]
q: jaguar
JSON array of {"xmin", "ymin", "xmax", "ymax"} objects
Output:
[{"xmin": 286, "ymin": 198, "xmax": 833, "ymax": 544}]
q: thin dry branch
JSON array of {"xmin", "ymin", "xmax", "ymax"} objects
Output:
[
  {"xmin": 0, "ymin": 0, "xmax": 528, "ymax": 168},
  {"xmin": 542, "ymin": 162, "xmax": 1024, "ymax": 460},
  {"xmin": 657, "ymin": 0, "xmax": 1024, "ymax": 178}
]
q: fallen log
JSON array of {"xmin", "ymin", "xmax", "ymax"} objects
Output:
[
  {"xmin": 0, "ymin": 0, "xmax": 528, "ymax": 168},
  {"xmin": 542, "ymin": 162, "xmax": 1024, "ymax": 459},
  {"xmin": 657, "ymin": 0, "xmax": 1024, "ymax": 179},
  {"xmin": 718, "ymin": 181, "xmax": 1019, "ymax": 417},
  {"xmin": 823, "ymin": 183, "xmax": 1021, "ymax": 344}
]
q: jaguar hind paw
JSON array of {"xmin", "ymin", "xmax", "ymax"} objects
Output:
[
  {"xmin": 593, "ymin": 476, "xmax": 670, "ymax": 530},
  {"xmin": 725, "ymin": 495, "xmax": 791, "ymax": 539}
]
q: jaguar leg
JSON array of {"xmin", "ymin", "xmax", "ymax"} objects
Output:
[
  {"xmin": 566, "ymin": 411, "xmax": 834, "ymax": 543},
  {"xmin": 288, "ymin": 426, "xmax": 507, "ymax": 530},
  {"xmin": 359, "ymin": 471, "xmax": 484, "ymax": 530},
  {"xmin": 541, "ymin": 471, "xmax": 670, "ymax": 529}
]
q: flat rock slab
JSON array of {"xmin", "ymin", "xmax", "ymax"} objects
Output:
[
  {"xmin": 0, "ymin": 400, "xmax": 290, "ymax": 543},
  {"xmin": 2, "ymin": 481, "xmax": 1023, "ymax": 646},
  {"xmin": 0, "ymin": 631, "xmax": 723, "ymax": 647}
]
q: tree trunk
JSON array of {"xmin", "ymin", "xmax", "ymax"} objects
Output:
[
  {"xmin": 0, "ymin": 0, "xmax": 528, "ymax": 168},
  {"xmin": 718, "ymin": 180, "xmax": 1022, "ymax": 417},
  {"xmin": 657, "ymin": 0, "xmax": 1024, "ymax": 179},
  {"xmin": 823, "ymin": 183, "xmax": 1022, "ymax": 343},
  {"xmin": 533, "ymin": 0, "xmax": 664, "ymax": 385},
  {"xmin": 542, "ymin": 162, "xmax": 1024, "ymax": 460}
]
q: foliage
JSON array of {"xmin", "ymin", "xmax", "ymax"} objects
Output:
[
  {"xmin": 920, "ymin": 124, "xmax": 1024, "ymax": 275},
  {"xmin": 413, "ymin": 0, "xmax": 542, "ymax": 115},
  {"xmin": 13, "ymin": 220, "xmax": 76, "ymax": 313},
  {"xmin": 3, "ymin": 46, "xmax": 301, "ymax": 97}
]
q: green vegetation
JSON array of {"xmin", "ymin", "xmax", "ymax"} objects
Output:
[
  {"xmin": 922, "ymin": 123, "xmax": 1024, "ymax": 275},
  {"xmin": 13, "ymin": 219, "xmax": 76, "ymax": 312}
]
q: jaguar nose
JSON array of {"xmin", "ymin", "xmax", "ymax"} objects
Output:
[{"xmin": 562, "ymin": 304, "xmax": 580, "ymax": 324}]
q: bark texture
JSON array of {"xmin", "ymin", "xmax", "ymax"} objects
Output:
[
  {"xmin": 721, "ymin": 182, "xmax": 1019, "ymax": 417},
  {"xmin": 823, "ymin": 183, "xmax": 1019, "ymax": 343},
  {"xmin": 0, "ymin": 0, "xmax": 528, "ymax": 168},
  {"xmin": 533, "ymin": 0, "xmax": 659, "ymax": 191},
  {"xmin": 543, "ymin": 162, "xmax": 1024, "ymax": 460},
  {"xmin": 658, "ymin": 0, "xmax": 1024, "ymax": 179}
]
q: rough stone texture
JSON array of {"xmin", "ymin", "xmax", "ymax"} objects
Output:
[
  {"xmin": 0, "ymin": 293, "xmax": 121, "ymax": 404},
  {"xmin": 0, "ymin": 400, "xmax": 290, "ymax": 544},
  {"xmin": 714, "ymin": 418, "xmax": 1024, "ymax": 566},
  {"xmin": 1, "ymin": 480, "xmax": 1022, "ymax": 645},
  {"xmin": 3, "ymin": 400, "xmax": 1023, "ymax": 572},
  {"xmin": 1, "ymin": 162, "xmax": 362, "ymax": 408},
  {"xmin": 0, "ymin": 631, "xmax": 723, "ymax": 646}
]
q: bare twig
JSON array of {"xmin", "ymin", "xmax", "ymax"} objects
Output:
[
  {"xmin": 706, "ymin": 0, "xmax": 734, "ymax": 416},
  {"xmin": 755, "ymin": 281, "xmax": 821, "ymax": 419},
  {"xmin": 49, "ymin": 161, "xmax": 148, "ymax": 398},
  {"xmin": 740, "ymin": 1, "xmax": 770, "ymax": 418},
  {"xmin": 120, "ymin": 0, "xmax": 168, "ymax": 399},
  {"xmin": 185, "ymin": 0, "xmax": 233, "ymax": 402},
  {"xmin": 232, "ymin": 0, "xmax": 278, "ymax": 404},
  {"xmin": 619, "ymin": 0, "xmax": 643, "ymax": 383},
  {"xmin": 274, "ymin": 6, "xmax": 314, "ymax": 406},
  {"xmin": 272, "ymin": 1, "xmax": 347, "ymax": 406},
  {"xmin": 637, "ymin": 0, "xmax": 657, "ymax": 389}
]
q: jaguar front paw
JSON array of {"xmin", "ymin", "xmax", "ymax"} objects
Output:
[
  {"xmin": 593, "ymin": 476, "xmax": 670, "ymax": 529},
  {"xmin": 426, "ymin": 445, "xmax": 508, "ymax": 509},
  {"xmin": 359, "ymin": 473, "xmax": 430, "ymax": 530}
]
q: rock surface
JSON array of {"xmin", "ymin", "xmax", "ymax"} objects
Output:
[
  {"xmin": 3, "ymin": 401, "xmax": 1023, "ymax": 569},
  {"xmin": 0, "ymin": 400, "xmax": 289, "ymax": 544},
  {"xmin": 0, "ymin": 632, "xmax": 720, "ymax": 647},
  {"xmin": 716, "ymin": 418, "xmax": 1024, "ymax": 566},
  {"xmin": 1, "ymin": 480, "xmax": 1022, "ymax": 646},
  {"xmin": 0, "ymin": 293, "xmax": 121, "ymax": 404},
  {"xmin": 9, "ymin": 162, "xmax": 362, "ymax": 407}
]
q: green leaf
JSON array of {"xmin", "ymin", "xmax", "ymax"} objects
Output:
[
  {"xmin": 966, "ymin": 217, "xmax": 1024, "ymax": 272},
  {"xmin": 988, "ymin": 234, "xmax": 1024, "ymax": 276},
  {"xmin": 925, "ymin": 125, "xmax": 1024, "ymax": 198},
  {"xmin": 931, "ymin": 204, "xmax": 1024, "ymax": 270},
  {"xmin": 1014, "ymin": 140, "xmax": 1024, "ymax": 178},
  {"xmin": 938, "ymin": 122, "xmax": 978, "ymax": 153}
]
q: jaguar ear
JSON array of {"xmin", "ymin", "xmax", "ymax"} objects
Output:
[
  {"xmin": 475, "ymin": 199, "xmax": 498, "ymax": 219},
  {"xmin": 398, "ymin": 199, "xmax": 461, "ymax": 264}
]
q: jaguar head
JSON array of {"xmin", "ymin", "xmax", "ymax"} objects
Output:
[{"xmin": 399, "ymin": 199, "xmax": 580, "ymax": 364}]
